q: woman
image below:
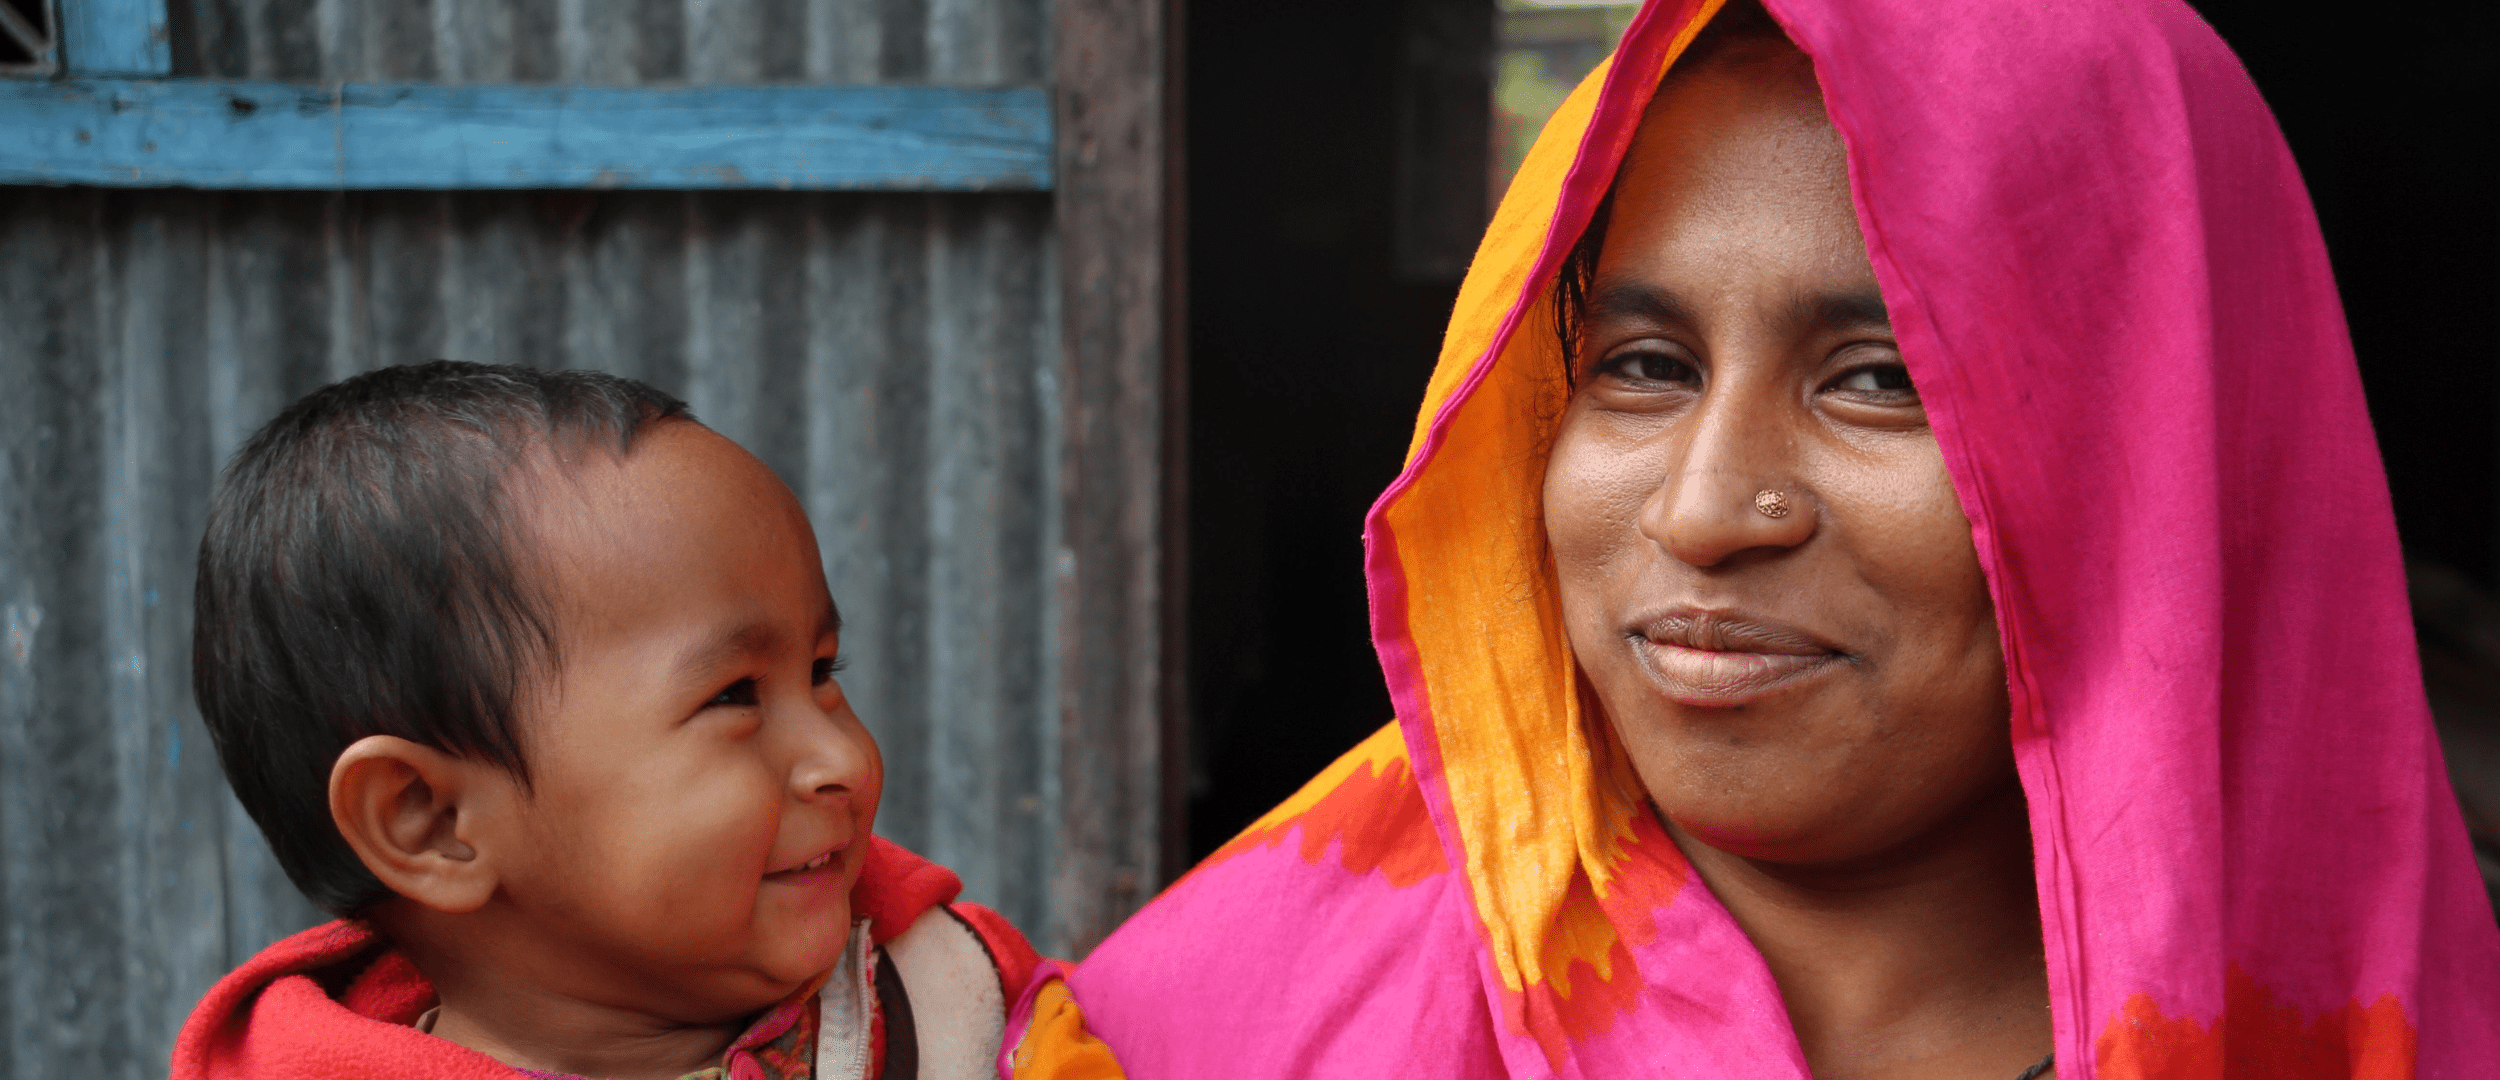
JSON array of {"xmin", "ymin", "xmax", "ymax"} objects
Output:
[{"xmin": 1026, "ymin": 0, "xmax": 2500, "ymax": 1075}]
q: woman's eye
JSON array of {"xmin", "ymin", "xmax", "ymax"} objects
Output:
[
  {"xmin": 812, "ymin": 657, "xmax": 847, "ymax": 686},
  {"xmin": 708, "ymin": 678, "xmax": 760, "ymax": 707},
  {"xmin": 1601, "ymin": 348, "xmax": 1700, "ymax": 386},
  {"xmin": 1831, "ymin": 364, "xmax": 1916, "ymax": 396}
]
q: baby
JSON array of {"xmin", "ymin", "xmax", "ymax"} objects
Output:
[{"xmin": 171, "ymin": 362, "xmax": 1042, "ymax": 1080}]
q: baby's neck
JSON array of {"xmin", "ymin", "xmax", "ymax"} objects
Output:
[
  {"xmin": 384, "ymin": 909, "xmax": 759, "ymax": 1080},
  {"xmin": 422, "ymin": 989, "xmax": 748, "ymax": 1080}
]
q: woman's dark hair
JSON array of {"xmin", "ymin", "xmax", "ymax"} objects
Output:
[
  {"xmin": 192, "ymin": 361, "xmax": 691, "ymax": 916},
  {"xmin": 1553, "ymin": 195, "xmax": 1615, "ymax": 382},
  {"xmin": 1550, "ymin": 0, "xmax": 1794, "ymax": 378}
]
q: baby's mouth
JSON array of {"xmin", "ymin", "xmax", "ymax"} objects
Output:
[{"xmin": 767, "ymin": 847, "xmax": 841, "ymax": 878}]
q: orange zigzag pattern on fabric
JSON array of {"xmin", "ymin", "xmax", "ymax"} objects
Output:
[
  {"xmin": 1504, "ymin": 809, "xmax": 1692, "ymax": 1069},
  {"xmin": 1007, "ymin": 981, "xmax": 1125, "ymax": 1080},
  {"xmin": 2096, "ymin": 966, "xmax": 2417, "ymax": 1079},
  {"xmin": 1197, "ymin": 724, "xmax": 1449, "ymax": 889}
]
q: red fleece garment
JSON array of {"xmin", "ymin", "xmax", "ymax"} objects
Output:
[{"xmin": 172, "ymin": 836, "xmax": 1037, "ymax": 1080}]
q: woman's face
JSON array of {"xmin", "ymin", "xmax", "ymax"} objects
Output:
[{"xmin": 1544, "ymin": 49, "xmax": 2013, "ymax": 867}]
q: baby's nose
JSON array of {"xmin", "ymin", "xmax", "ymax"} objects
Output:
[{"xmin": 787, "ymin": 710, "xmax": 877, "ymax": 799}]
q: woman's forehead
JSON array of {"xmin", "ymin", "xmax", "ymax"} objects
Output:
[
  {"xmin": 1598, "ymin": 63, "xmax": 1866, "ymax": 297},
  {"xmin": 1621, "ymin": 51, "xmax": 1841, "ymax": 194}
]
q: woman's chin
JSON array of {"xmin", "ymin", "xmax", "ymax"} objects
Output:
[
  {"xmin": 1667, "ymin": 816, "xmax": 1810, "ymax": 861},
  {"xmin": 1657, "ymin": 803, "xmax": 1882, "ymax": 865}
]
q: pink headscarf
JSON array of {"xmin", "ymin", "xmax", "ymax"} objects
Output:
[{"xmin": 1060, "ymin": 0, "xmax": 2500, "ymax": 1075}]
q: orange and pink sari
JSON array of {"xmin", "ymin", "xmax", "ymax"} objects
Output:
[{"xmin": 1025, "ymin": 0, "xmax": 2500, "ymax": 1075}]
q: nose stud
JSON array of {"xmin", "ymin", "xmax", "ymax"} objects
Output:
[{"xmin": 1754, "ymin": 489, "xmax": 1792, "ymax": 519}]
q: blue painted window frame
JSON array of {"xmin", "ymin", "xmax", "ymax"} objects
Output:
[
  {"xmin": 59, "ymin": 0, "xmax": 168, "ymax": 77},
  {"xmin": 2, "ymin": 0, "xmax": 1055, "ymax": 191},
  {"xmin": 0, "ymin": 0, "xmax": 60, "ymax": 74}
]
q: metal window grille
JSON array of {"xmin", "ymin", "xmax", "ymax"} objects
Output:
[{"xmin": 0, "ymin": 0, "xmax": 54, "ymax": 73}]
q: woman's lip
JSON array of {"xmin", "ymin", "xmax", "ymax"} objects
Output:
[
  {"xmin": 1637, "ymin": 641, "xmax": 1840, "ymax": 706},
  {"xmin": 1627, "ymin": 607, "xmax": 1847, "ymax": 706},
  {"xmin": 1631, "ymin": 608, "xmax": 1839, "ymax": 655}
]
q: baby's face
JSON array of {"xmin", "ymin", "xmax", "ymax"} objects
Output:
[{"xmin": 486, "ymin": 422, "xmax": 880, "ymax": 1020}]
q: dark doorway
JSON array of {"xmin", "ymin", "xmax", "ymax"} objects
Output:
[
  {"xmin": 2189, "ymin": 0, "xmax": 2497, "ymax": 582},
  {"xmin": 1181, "ymin": 0, "xmax": 1492, "ymax": 859}
]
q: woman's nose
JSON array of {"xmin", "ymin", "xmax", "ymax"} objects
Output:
[{"xmin": 1639, "ymin": 405, "xmax": 1816, "ymax": 568}]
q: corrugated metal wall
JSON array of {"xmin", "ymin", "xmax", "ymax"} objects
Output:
[{"xmin": 0, "ymin": 2, "xmax": 1059, "ymax": 1076}]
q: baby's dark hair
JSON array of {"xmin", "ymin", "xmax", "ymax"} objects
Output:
[
  {"xmin": 1552, "ymin": 0, "xmax": 1795, "ymax": 378},
  {"xmin": 193, "ymin": 361, "xmax": 691, "ymax": 916}
]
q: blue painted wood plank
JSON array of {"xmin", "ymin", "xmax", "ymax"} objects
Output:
[
  {"xmin": 0, "ymin": 79, "xmax": 1054, "ymax": 190},
  {"xmin": 57, "ymin": 0, "xmax": 172, "ymax": 76}
]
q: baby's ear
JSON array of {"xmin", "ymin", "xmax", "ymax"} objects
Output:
[{"xmin": 329, "ymin": 736, "xmax": 504, "ymax": 914}]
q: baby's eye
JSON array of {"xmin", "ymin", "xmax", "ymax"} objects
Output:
[
  {"xmin": 812, "ymin": 657, "xmax": 847, "ymax": 686},
  {"xmin": 709, "ymin": 678, "xmax": 760, "ymax": 708}
]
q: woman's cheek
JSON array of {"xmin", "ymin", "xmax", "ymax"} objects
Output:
[{"xmin": 1546, "ymin": 437, "xmax": 1636, "ymax": 571}]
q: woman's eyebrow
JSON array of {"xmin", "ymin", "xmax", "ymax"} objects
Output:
[
  {"xmin": 1583, "ymin": 281, "xmax": 1889, "ymax": 337},
  {"xmin": 1587, "ymin": 280, "xmax": 1703, "ymax": 327},
  {"xmin": 1790, "ymin": 288, "xmax": 1892, "ymax": 332}
]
